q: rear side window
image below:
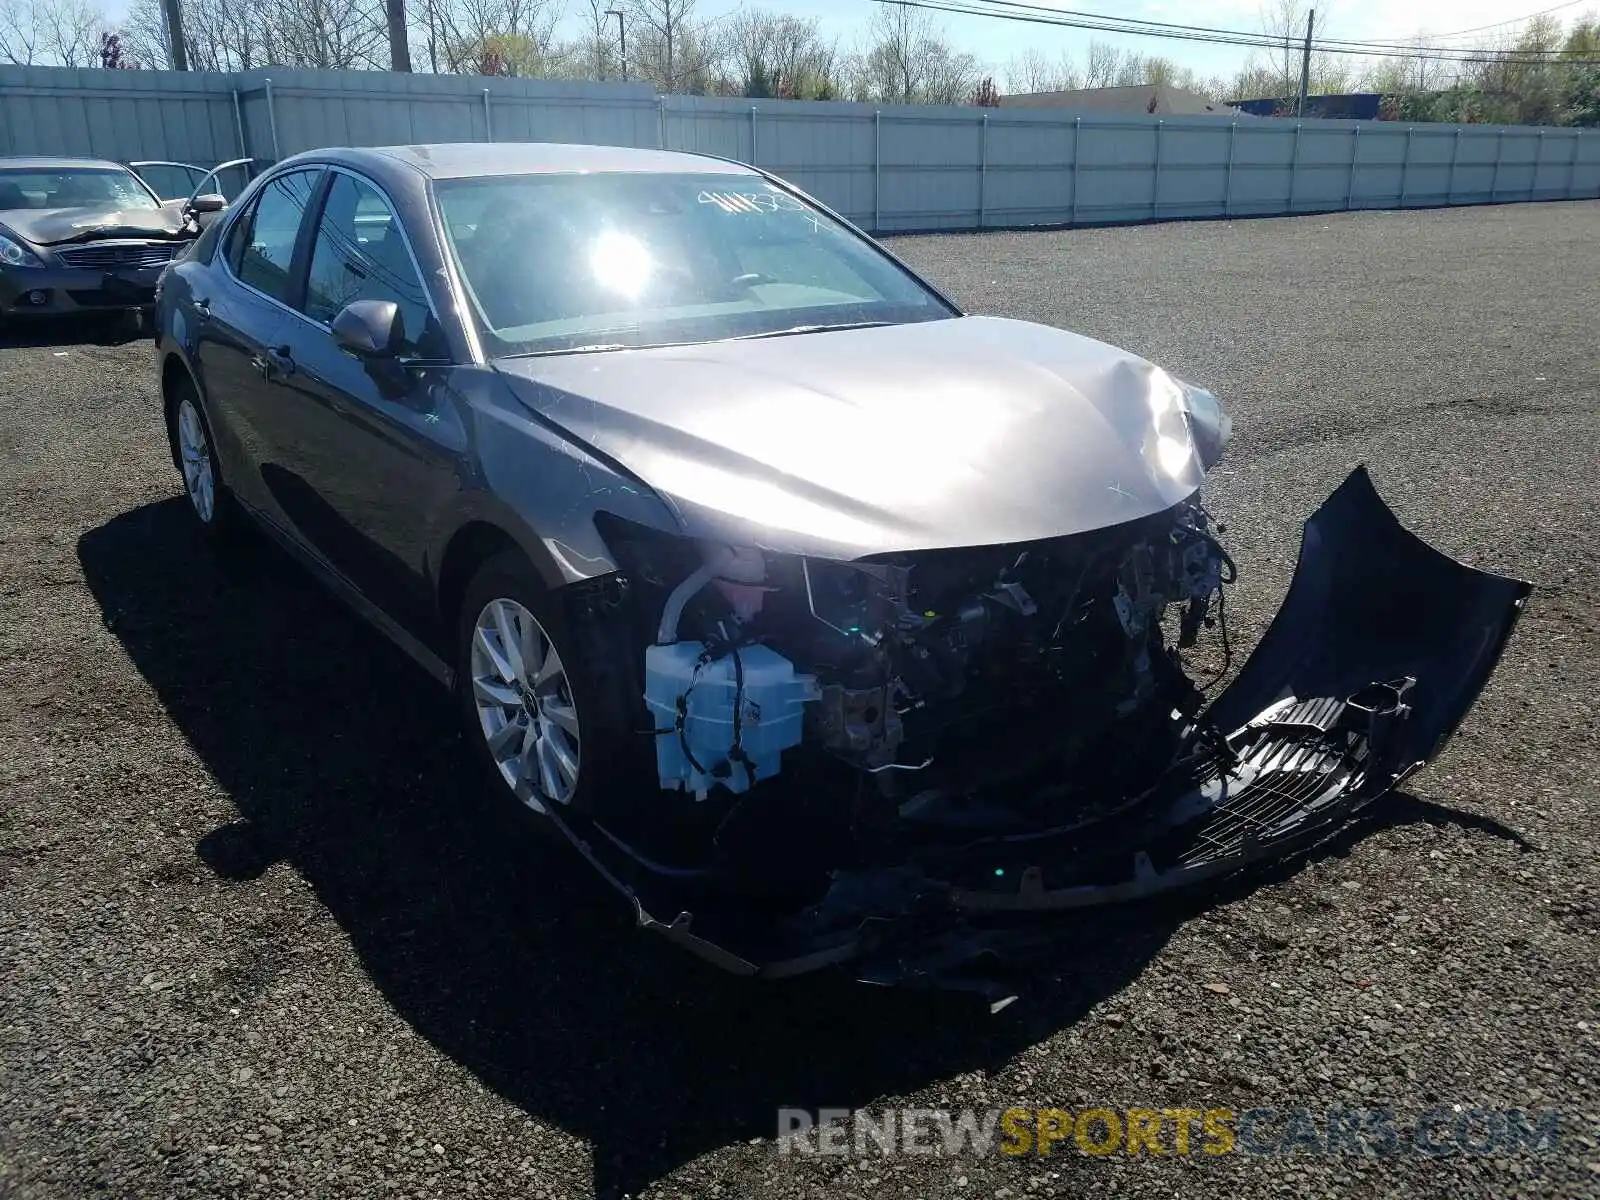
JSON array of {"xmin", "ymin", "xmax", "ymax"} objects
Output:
[
  {"xmin": 133, "ymin": 163, "xmax": 204, "ymax": 202},
  {"xmin": 226, "ymin": 169, "xmax": 321, "ymax": 304},
  {"xmin": 303, "ymin": 172, "xmax": 441, "ymax": 354},
  {"xmin": 184, "ymin": 213, "xmax": 225, "ymax": 265}
]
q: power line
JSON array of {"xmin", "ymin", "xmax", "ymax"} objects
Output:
[
  {"xmin": 925, "ymin": 0, "xmax": 1593, "ymax": 59},
  {"xmin": 869, "ymin": 0, "xmax": 1600, "ymax": 64},
  {"xmin": 1395, "ymin": 0, "xmax": 1594, "ymax": 44}
]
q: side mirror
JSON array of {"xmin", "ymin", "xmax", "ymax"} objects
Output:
[
  {"xmin": 332, "ymin": 299, "xmax": 404, "ymax": 359},
  {"xmin": 187, "ymin": 193, "xmax": 226, "ymax": 215}
]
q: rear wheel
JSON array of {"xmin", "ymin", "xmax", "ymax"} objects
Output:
[{"xmin": 170, "ymin": 380, "xmax": 237, "ymax": 541}]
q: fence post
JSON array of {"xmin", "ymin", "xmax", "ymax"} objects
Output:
[
  {"xmin": 1287, "ymin": 121, "xmax": 1301, "ymax": 212},
  {"xmin": 1565, "ymin": 130, "xmax": 1580, "ymax": 198},
  {"xmin": 482, "ymin": 88, "xmax": 492, "ymax": 142},
  {"xmin": 657, "ymin": 95, "xmax": 666, "ymax": 149},
  {"xmin": 747, "ymin": 104, "xmax": 757, "ymax": 165},
  {"xmin": 1347, "ymin": 124, "xmax": 1359, "ymax": 210},
  {"xmin": 1489, "ymin": 128, "xmax": 1503, "ymax": 202},
  {"xmin": 264, "ymin": 78, "xmax": 280, "ymax": 162},
  {"xmin": 978, "ymin": 111, "xmax": 988, "ymax": 229},
  {"xmin": 1531, "ymin": 128, "xmax": 1544, "ymax": 200},
  {"xmin": 1152, "ymin": 118, "xmax": 1162, "ymax": 220},
  {"xmin": 1224, "ymin": 120, "xmax": 1235, "ymax": 217},
  {"xmin": 1399, "ymin": 126, "xmax": 1413, "ymax": 207},
  {"xmin": 873, "ymin": 110, "xmax": 881, "ymax": 233},
  {"xmin": 231, "ymin": 89, "xmax": 248, "ymax": 162},
  {"xmin": 1071, "ymin": 116, "xmax": 1082, "ymax": 225},
  {"xmin": 1447, "ymin": 126, "xmax": 1461, "ymax": 205}
]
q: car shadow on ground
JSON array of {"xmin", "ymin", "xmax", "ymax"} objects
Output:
[
  {"xmin": 0, "ymin": 311, "xmax": 145, "ymax": 349},
  {"xmin": 77, "ymin": 498, "xmax": 1533, "ymax": 1198}
]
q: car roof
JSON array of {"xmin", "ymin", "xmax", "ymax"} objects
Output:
[
  {"xmin": 319, "ymin": 142, "xmax": 760, "ymax": 181},
  {"xmin": 0, "ymin": 156, "xmax": 129, "ymax": 170}
]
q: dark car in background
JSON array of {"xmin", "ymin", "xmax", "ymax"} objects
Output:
[
  {"xmin": 150, "ymin": 142, "xmax": 1528, "ymax": 992},
  {"xmin": 0, "ymin": 156, "xmax": 225, "ymax": 326}
]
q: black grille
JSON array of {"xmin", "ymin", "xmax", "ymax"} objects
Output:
[{"xmin": 55, "ymin": 242, "xmax": 180, "ymax": 270}]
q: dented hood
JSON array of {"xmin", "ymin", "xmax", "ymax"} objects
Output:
[
  {"xmin": 493, "ymin": 316, "xmax": 1211, "ymax": 557},
  {"xmin": 0, "ymin": 205, "xmax": 190, "ymax": 247}
]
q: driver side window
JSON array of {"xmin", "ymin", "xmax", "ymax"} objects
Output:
[{"xmin": 303, "ymin": 173, "xmax": 442, "ymax": 356}]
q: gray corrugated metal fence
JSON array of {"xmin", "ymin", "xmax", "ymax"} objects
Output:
[{"xmin": 3, "ymin": 64, "xmax": 1597, "ymax": 232}]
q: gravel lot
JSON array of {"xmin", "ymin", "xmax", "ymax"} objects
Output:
[{"xmin": 2, "ymin": 200, "xmax": 1598, "ymax": 1200}]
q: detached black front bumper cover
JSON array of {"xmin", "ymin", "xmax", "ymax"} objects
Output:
[{"xmin": 546, "ymin": 467, "xmax": 1531, "ymax": 993}]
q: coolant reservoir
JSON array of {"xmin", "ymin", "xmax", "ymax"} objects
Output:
[{"xmin": 644, "ymin": 642, "xmax": 819, "ymax": 798}]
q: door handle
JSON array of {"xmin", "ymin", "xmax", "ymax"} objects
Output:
[
  {"xmin": 250, "ymin": 345, "xmax": 295, "ymax": 381},
  {"xmin": 264, "ymin": 344, "xmax": 295, "ymax": 378},
  {"xmin": 192, "ymin": 296, "xmax": 211, "ymax": 320}
]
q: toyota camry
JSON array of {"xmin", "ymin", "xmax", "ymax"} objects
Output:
[{"xmin": 151, "ymin": 143, "xmax": 1529, "ymax": 995}]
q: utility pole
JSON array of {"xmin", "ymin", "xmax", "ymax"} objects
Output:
[
  {"xmin": 1296, "ymin": 7, "xmax": 1314, "ymax": 117},
  {"xmin": 161, "ymin": 0, "xmax": 187, "ymax": 70},
  {"xmin": 387, "ymin": 0, "xmax": 413, "ymax": 71},
  {"xmin": 606, "ymin": 9, "xmax": 627, "ymax": 81}
]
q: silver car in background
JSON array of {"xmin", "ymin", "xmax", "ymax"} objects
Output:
[{"xmin": 0, "ymin": 156, "xmax": 228, "ymax": 326}]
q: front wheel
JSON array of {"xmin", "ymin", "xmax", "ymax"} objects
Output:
[{"xmin": 456, "ymin": 553, "xmax": 604, "ymax": 820}]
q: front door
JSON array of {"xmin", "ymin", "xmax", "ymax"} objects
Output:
[{"xmin": 258, "ymin": 169, "xmax": 466, "ymax": 644}]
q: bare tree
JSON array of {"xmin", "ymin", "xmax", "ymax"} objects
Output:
[
  {"xmin": 921, "ymin": 41, "xmax": 979, "ymax": 104},
  {"xmin": 1364, "ymin": 39, "xmax": 1455, "ymax": 96},
  {"xmin": 1003, "ymin": 47, "xmax": 1079, "ymax": 94},
  {"xmin": 257, "ymin": 0, "xmax": 387, "ymax": 68},
  {"xmin": 861, "ymin": 2, "xmax": 920, "ymax": 103},
  {"xmin": 1230, "ymin": 0, "xmax": 1355, "ymax": 100},
  {"xmin": 628, "ymin": 0, "xmax": 717, "ymax": 92},
  {"xmin": 846, "ymin": 3, "xmax": 977, "ymax": 105},
  {"xmin": 566, "ymin": 0, "xmax": 622, "ymax": 81},
  {"xmin": 1081, "ymin": 39, "xmax": 1124, "ymax": 89},
  {"xmin": 718, "ymin": 8, "xmax": 837, "ymax": 98},
  {"xmin": 128, "ymin": 0, "xmax": 379, "ymax": 70},
  {"xmin": 1114, "ymin": 53, "xmax": 1164, "ymax": 87},
  {"xmin": 122, "ymin": 0, "xmax": 260, "ymax": 70},
  {"xmin": 1260, "ymin": 0, "xmax": 1307, "ymax": 96},
  {"xmin": 420, "ymin": 0, "xmax": 563, "ymax": 75},
  {"xmin": 0, "ymin": 0, "xmax": 106, "ymax": 66}
]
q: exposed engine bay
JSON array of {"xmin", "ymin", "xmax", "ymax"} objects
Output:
[
  {"xmin": 551, "ymin": 469, "xmax": 1529, "ymax": 1001},
  {"xmin": 627, "ymin": 497, "xmax": 1230, "ymax": 803}
]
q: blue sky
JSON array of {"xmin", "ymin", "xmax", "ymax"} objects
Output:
[
  {"xmin": 704, "ymin": 0, "xmax": 1589, "ymax": 79},
  {"xmin": 774, "ymin": 0, "xmax": 1587, "ymax": 77},
  {"xmin": 96, "ymin": 0, "xmax": 1589, "ymax": 78}
]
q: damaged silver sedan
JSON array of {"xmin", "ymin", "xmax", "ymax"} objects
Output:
[
  {"xmin": 0, "ymin": 156, "xmax": 236, "ymax": 326},
  {"xmin": 152, "ymin": 144, "xmax": 1529, "ymax": 994}
]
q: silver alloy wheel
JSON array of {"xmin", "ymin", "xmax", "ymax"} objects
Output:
[
  {"xmin": 176, "ymin": 398, "xmax": 216, "ymax": 524},
  {"xmin": 470, "ymin": 597, "xmax": 582, "ymax": 812}
]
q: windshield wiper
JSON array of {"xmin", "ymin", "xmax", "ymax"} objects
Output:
[
  {"xmin": 505, "ymin": 342, "xmax": 637, "ymax": 359},
  {"xmin": 501, "ymin": 321, "xmax": 897, "ymax": 359},
  {"xmin": 733, "ymin": 320, "xmax": 896, "ymax": 341}
]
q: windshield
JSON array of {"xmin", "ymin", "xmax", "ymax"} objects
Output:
[
  {"xmin": 434, "ymin": 171, "xmax": 952, "ymax": 357},
  {"xmin": 0, "ymin": 167, "xmax": 160, "ymax": 213}
]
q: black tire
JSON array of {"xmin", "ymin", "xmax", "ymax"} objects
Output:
[
  {"xmin": 167, "ymin": 375, "xmax": 239, "ymax": 543},
  {"xmin": 455, "ymin": 551, "xmax": 626, "ymax": 826}
]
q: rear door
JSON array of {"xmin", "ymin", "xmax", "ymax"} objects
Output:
[
  {"xmin": 193, "ymin": 167, "xmax": 323, "ymax": 521},
  {"xmin": 257, "ymin": 168, "xmax": 465, "ymax": 643}
]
